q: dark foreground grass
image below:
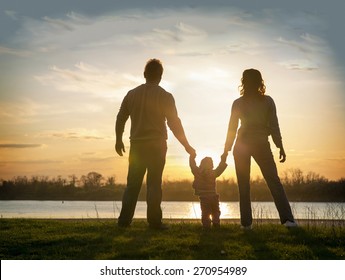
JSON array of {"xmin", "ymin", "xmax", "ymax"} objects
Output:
[{"xmin": 0, "ymin": 219, "xmax": 344, "ymax": 260}]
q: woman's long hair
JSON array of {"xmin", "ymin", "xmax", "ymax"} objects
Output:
[{"xmin": 239, "ymin": 68, "xmax": 266, "ymax": 96}]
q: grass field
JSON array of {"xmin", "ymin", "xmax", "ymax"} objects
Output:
[{"xmin": 0, "ymin": 219, "xmax": 344, "ymax": 260}]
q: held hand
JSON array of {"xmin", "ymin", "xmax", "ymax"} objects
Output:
[
  {"xmin": 224, "ymin": 144, "xmax": 231, "ymax": 154},
  {"xmin": 279, "ymin": 148, "xmax": 286, "ymax": 163},
  {"xmin": 115, "ymin": 141, "xmax": 126, "ymax": 156},
  {"xmin": 185, "ymin": 145, "xmax": 196, "ymax": 158}
]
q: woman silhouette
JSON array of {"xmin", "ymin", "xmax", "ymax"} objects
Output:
[{"xmin": 223, "ymin": 69, "xmax": 297, "ymax": 228}]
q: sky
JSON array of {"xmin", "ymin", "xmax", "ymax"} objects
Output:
[{"xmin": 1, "ymin": 0, "xmax": 345, "ymax": 183}]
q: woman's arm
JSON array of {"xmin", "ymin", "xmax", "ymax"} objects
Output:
[
  {"xmin": 224, "ymin": 100, "xmax": 239, "ymax": 152},
  {"xmin": 268, "ymin": 97, "xmax": 283, "ymax": 149},
  {"xmin": 268, "ymin": 97, "xmax": 286, "ymax": 163}
]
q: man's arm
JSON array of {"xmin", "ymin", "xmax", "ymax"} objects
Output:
[
  {"xmin": 165, "ymin": 94, "xmax": 196, "ymax": 157},
  {"xmin": 115, "ymin": 122, "xmax": 126, "ymax": 156},
  {"xmin": 115, "ymin": 95, "xmax": 130, "ymax": 156}
]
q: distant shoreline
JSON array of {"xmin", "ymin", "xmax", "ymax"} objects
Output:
[{"xmin": 1, "ymin": 171, "xmax": 345, "ymax": 202}]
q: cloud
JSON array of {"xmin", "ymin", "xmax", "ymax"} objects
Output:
[
  {"xmin": 42, "ymin": 16, "xmax": 75, "ymax": 31},
  {"xmin": 276, "ymin": 33, "xmax": 329, "ymax": 55},
  {"xmin": 277, "ymin": 36, "xmax": 311, "ymax": 54},
  {"xmin": 173, "ymin": 51, "xmax": 211, "ymax": 57},
  {"xmin": 0, "ymin": 159, "xmax": 61, "ymax": 164},
  {"xmin": 0, "ymin": 99, "xmax": 48, "ymax": 124},
  {"xmin": 65, "ymin": 12, "xmax": 93, "ymax": 25},
  {"xmin": 34, "ymin": 62, "xmax": 138, "ymax": 98},
  {"xmin": 275, "ymin": 33, "xmax": 331, "ymax": 71},
  {"xmin": 278, "ymin": 59, "xmax": 319, "ymax": 71},
  {"xmin": 38, "ymin": 129, "xmax": 109, "ymax": 140},
  {"xmin": 0, "ymin": 45, "xmax": 31, "ymax": 57},
  {"xmin": 136, "ymin": 21, "xmax": 207, "ymax": 47},
  {"xmin": 221, "ymin": 40, "xmax": 262, "ymax": 55},
  {"xmin": 5, "ymin": 10, "xmax": 18, "ymax": 20},
  {"xmin": 42, "ymin": 12, "xmax": 92, "ymax": 32},
  {"xmin": 174, "ymin": 21, "xmax": 207, "ymax": 38},
  {"xmin": 51, "ymin": 133, "xmax": 103, "ymax": 140},
  {"xmin": 3, "ymin": 11, "xmax": 99, "ymax": 57},
  {"xmin": 79, "ymin": 156, "xmax": 114, "ymax": 163},
  {"xmin": 0, "ymin": 144, "xmax": 42, "ymax": 149},
  {"xmin": 326, "ymin": 158, "xmax": 345, "ymax": 163},
  {"xmin": 227, "ymin": 11, "xmax": 256, "ymax": 28}
]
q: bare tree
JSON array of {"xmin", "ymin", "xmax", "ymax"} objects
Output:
[{"xmin": 81, "ymin": 172, "xmax": 104, "ymax": 189}]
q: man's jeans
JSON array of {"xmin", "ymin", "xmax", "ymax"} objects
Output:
[
  {"xmin": 233, "ymin": 140, "xmax": 294, "ymax": 226},
  {"xmin": 118, "ymin": 140, "xmax": 167, "ymax": 227}
]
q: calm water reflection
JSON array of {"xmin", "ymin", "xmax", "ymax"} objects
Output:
[{"xmin": 0, "ymin": 200, "xmax": 344, "ymax": 220}]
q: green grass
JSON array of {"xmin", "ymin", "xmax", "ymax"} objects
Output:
[{"xmin": 0, "ymin": 219, "xmax": 344, "ymax": 260}]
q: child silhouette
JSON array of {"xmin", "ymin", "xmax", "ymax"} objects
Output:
[{"xmin": 189, "ymin": 153, "xmax": 227, "ymax": 229}]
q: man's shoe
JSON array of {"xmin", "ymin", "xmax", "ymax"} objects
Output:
[
  {"xmin": 118, "ymin": 222, "xmax": 131, "ymax": 228},
  {"xmin": 241, "ymin": 225, "xmax": 252, "ymax": 230},
  {"xmin": 284, "ymin": 220, "xmax": 298, "ymax": 228},
  {"xmin": 149, "ymin": 223, "xmax": 169, "ymax": 230}
]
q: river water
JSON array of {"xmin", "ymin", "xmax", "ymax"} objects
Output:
[{"xmin": 0, "ymin": 200, "xmax": 344, "ymax": 220}]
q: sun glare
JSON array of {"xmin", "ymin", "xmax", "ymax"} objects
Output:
[
  {"xmin": 187, "ymin": 202, "xmax": 239, "ymax": 219},
  {"xmin": 194, "ymin": 149, "xmax": 234, "ymax": 167},
  {"xmin": 195, "ymin": 149, "xmax": 222, "ymax": 166}
]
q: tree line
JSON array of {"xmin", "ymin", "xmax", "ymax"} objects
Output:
[{"xmin": 0, "ymin": 169, "xmax": 344, "ymax": 202}]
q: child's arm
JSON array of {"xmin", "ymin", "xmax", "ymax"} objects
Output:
[
  {"xmin": 221, "ymin": 151, "xmax": 228, "ymax": 163},
  {"xmin": 189, "ymin": 154, "xmax": 198, "ymax": 175}
]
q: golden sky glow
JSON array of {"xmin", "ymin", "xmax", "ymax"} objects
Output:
[{"xmin": 1, "ymin": 1, "xmax": 345, "ymax": 182}]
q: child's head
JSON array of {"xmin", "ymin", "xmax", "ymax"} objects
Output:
[{"xmin": 199, "ymin": 157, "xmax": 214, "ymax": 171}]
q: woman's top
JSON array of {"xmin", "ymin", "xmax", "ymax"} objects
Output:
[{"xmin": 224, "ymin": 95, "xmax": 283, "ymax": 150}]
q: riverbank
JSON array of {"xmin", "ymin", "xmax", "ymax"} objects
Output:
[
  {"xmin": 1, "ymin": 219, "xmax": 344, "ymax": 260},
  {"xmin": 2, "ymin": 170, "xmax": 345, "ymax": 202},
  {"xmin": 2, "ymin": 200, "xmax": 344, "ymax": 220}
]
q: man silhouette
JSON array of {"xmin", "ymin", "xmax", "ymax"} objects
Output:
[{"xmin": 115, "ymin": 58, "xmax": 196, "ymax": 229}]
